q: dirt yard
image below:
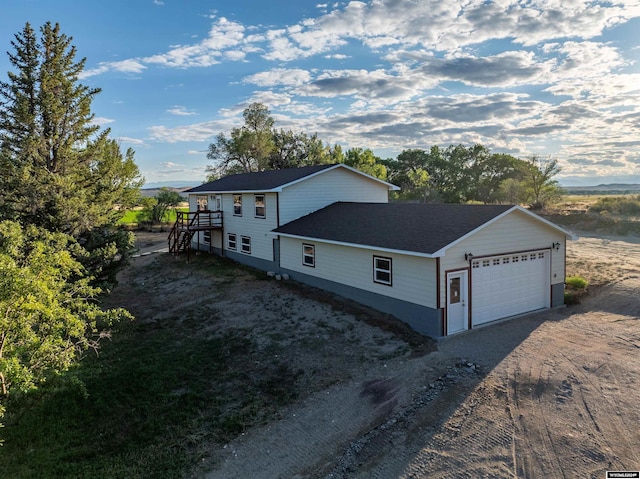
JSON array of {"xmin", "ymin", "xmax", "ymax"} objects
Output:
[{"xmin": 119, "ymin": 230, "xmax": 640, "ymax": 478}]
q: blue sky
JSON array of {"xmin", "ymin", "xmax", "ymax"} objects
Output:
[{"xmin": 2, "ymin": 0, "xmax": 640, "ymax": 187}]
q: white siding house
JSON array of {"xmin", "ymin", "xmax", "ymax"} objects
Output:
[
  {"xmin": 180, "ymin": 164, "xmax": 574, "ymax": 338},
  {"xmin": 183, "ymin": 164, "xmax": 398, "ymax": 271}
]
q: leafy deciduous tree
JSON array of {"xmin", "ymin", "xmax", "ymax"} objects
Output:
[
  {"xmin": 142, "ymin": 188, "xmax": 183, "ymax": 224},
  {"xmin": 522, "ymin": 156, "xmax": 563, "ymax": 209},
  {"xmin": 0, "ymin": 221, "xmax": 131, "ymax": 417},
  {"xmin": 342, "ymin": 147, "xmax": 388, "ymax": 180}
]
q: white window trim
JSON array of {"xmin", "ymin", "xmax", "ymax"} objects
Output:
[
  {"xmin": 254, "ymin": 194, "xmax": 266, "ymax": 218},
  {"xmin": 227, "ymin": 233, "xmax": 237, "ymax": 251},
  {"xmin": 302, "ymin": 243, "xmax": 315, "ymax": 267},
  {"xmin": 241, "ymin": 236, "xmax": 251, "ymax": 254},
  {"xmin": 373, "ymin": 256, "xmax": 392, "ymax": 286},
  {"xmin": 233, "ymin": 194, "xmax": 242, "ymax": 216}
]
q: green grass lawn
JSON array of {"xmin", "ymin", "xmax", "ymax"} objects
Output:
[
  {"xmin": 117, "ymin": 207, "xmax": 189, "ymax": 225},
  {"xmin": 0, "ymin": 256, "xmax": 300, "ymax": 479}
]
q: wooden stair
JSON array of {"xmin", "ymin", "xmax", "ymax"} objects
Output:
[{"xmin": 168, "ymin": 210, "xmax": 223, "ymax": 255}]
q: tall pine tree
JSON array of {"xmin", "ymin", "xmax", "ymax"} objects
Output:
[{"xmin": 0, "ymin": 22, "xmax": 143, "ymax": 287}]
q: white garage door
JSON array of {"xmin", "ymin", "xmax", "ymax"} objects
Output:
[{"xmin": 471, "ymin": 250, "xmax": 550, "ymax": 326}]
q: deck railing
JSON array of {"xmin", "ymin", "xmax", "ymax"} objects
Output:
[{"xmin": 175, "ymin": 210, "xmax": 223, "ymax": 229}]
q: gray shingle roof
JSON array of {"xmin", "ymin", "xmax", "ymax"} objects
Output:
[
  {"xmin": 273, "ymin": 202, "xmax": 514, "ymax": 255},
  {"xmin": 187, "ymin": 164, "xmax": 336, "ymax": 193}
]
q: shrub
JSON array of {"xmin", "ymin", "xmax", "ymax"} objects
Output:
[
  {"xmin": 589, "ymin": 195, "xmax": 640, "ymax": 216},
  {"xmin": 566, "ymin": 275, "xmax": 589, "ymax": 289}
]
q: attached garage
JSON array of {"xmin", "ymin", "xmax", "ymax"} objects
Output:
[
  {"xmin": 274, "ymin": 202, "xmax": 575, "ymax": 338},
  {"xmin": 470, "ymin": 250, "xmax": 550, "ymax": 326}
]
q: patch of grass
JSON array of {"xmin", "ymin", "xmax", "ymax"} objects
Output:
[
  {"xmin": 118, "ymin": 207, "xmax": 189, "ymax": 225},
  {"xmin": 0, "ymin": 317, "xmax": 302, "ymax": 478},
  {"xmin": 566, "ymin": 275, "xmax": 589, "ymax": 289},
  {"xmin": 589, "ymin": 195, "xmax": 640, "ymax": 216}
]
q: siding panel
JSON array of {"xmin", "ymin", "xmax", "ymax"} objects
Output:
[
  {"xmin": 280, "ymin": 237, "xmax": 438, "ymax": 308},
  {"xmin": 439, "ymin": 210, "xmax": 566, "ymax": 308},
  {"xmin": 279, "ymin": 168, "xmax": 389, "ymax": 224}
]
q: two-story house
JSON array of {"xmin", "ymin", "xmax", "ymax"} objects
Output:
[{"xmin": 173, "ymin": 164, "xmax": 574, "ymax": 338}]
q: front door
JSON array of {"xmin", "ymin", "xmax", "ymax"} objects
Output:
[{"xmin": 447, "ymin": 270, "xmax": 469, "ymax": 335}]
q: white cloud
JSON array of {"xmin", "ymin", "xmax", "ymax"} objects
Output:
[
  {"xmin": 80, "ymin": 59, "xmax": 146, "ymax": 79},
  {"xmin": 143, "ymin": 17, "xmax": 246, "ymax": 67},
  {"xmin": 148, "ymin": 118, "xmax": 234, "ymax": 143},
  {"xmin": 243, "ymin": 68, "xmax": 312, "ymax": 87},
  {"xmin": 167, "ymin": 106, "xmax": 197, "ymax": 116},
  {"xmin": 324, "ymin": 53, "xmax": 349, "ymax": 60},
  {"xmin": 161, "ymin": 161, "xmax": 182, "ymax": 168},
  {"xmin": 91, "ymin": 116, "xmax": 115, "ymax": 126},
  {"xmin": 118, "ymin": 137, "xmax": 150, "ymax": 147}
]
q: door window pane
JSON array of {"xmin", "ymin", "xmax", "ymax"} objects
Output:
[{"xmin": 450, "ymin": 277, "xmax": 461, "ymax": 304}]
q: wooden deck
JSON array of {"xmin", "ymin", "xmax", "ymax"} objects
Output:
[{"xmin": 168, "ymin": 210, "xmax": 223, "ymax": 254}]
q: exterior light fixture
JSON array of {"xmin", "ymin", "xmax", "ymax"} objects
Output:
[
  {"xmin": 465, "ymin": 252, "xmax": 474, "ymax": 261},
  {"xmin": 552, "ymin": 242, "xmax": 561, "ymax": 250}
]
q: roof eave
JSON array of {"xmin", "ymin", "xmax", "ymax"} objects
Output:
[
  {"xmin": 277, "ymin": 164, "xmax": 400, "ymax": 191},
  {"xmin": 273, "ymin": 231, "xmax": 442, "ymax": 258},
  {"xmin": 433, "ymin": 205, "xmax": 578, "ymax": 256},
  {"xmin": 187, "ymin": 188, "xmax": 282, "ymax": 195}
]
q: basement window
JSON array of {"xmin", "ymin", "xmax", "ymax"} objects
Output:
[
  {"xmin": 241, "ymin": 236, "xmax": 251, "ymax": 254},
  {"xmin": 227, "ymin": 233, "xmax": 237, "ymax": 251},
  {"xmin": 373, "ymin": 256, "xmax": 392, "ymax": 286}
]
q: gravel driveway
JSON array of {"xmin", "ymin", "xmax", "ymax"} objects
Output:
[{"xmin": 202, "ymin": 233, "xmax": 640, "ymax": 479}]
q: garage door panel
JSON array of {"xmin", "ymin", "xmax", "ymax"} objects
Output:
[{"xmin": 472, "ymin": 251, "xmax": 550, "ymax": 325}]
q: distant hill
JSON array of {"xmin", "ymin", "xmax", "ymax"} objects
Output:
[
  {"xmin": 139, "ymin": 185, "xmax": 194, "ymax": 199},
  {"xmin": 144, "ymin": 181, "xmax": 202, "ymax": 189},
  {"xmin": 562, "ymin": 184, "xmax": 640, "ymax": 195}
]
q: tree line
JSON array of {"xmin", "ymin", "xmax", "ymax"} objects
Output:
[
  {"xmin": 206, "ymin": 103, "xmax": 562, "ymax": 209},
  {"xmin": 0, "ymin": 23, "xmax": 141, "ymax": 423}
]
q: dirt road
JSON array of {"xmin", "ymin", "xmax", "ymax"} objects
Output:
[{"xmin": 201, "ymin": 234, "xmax": 640, "ymax": 479}]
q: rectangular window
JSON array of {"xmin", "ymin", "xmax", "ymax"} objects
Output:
[
  {"xmin": 227, "ymin": 233, "xmax": 237, "ymax": 251},
  {"xmin": 233, "ymin": 194, "xmax": 242, "ymax": 216},
  {"xmin": 254, "ymin": 194, "xmax": 266, "ymax": 218},
  {"xmin": 373, "ymin": 256, "xmax": 392, "ymax": 286},
  {"xmin": 241, "ymin": 236, "xmax": 251, "ymax": 254},
  {"xmin": 196, "ymin": 195, "xmax": 208, "ymax": 211},
  {"xmin": 302, "ymin": 244, "xmax": 315, "ymax": 267}
]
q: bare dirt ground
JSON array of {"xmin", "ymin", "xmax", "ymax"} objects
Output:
[{"xmin": 122, "ymin": 231, "xmax": 640, "ymax": 478}]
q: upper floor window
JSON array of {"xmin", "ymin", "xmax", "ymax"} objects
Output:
[
  {"xmin": 233, "ymin": 194, "xmax": 242, "ymax": 216},
  {"xmin": 196, "ymin": 195, "xmax": 208, "ymax": 211},
  {"xmin": 255, "ymin": 194, "xmax": 266, "ymax": 218},
  {"xmin": 373, "ymin": 256, "xmax": 392, "ymax": 286}
]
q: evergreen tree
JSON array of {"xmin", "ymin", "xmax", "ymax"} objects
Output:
[{"xmin": 0, "ymin": 22, "xmax": 142, "ymax": 286}]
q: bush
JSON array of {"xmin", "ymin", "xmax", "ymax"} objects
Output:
[
  {"xmin": 589, "ymin": 195, "xmax": 640, "ymax": 216},
  {"xmin": 565, "ymin": 275, "xmax": 589, "ymax": 305},
  {"xmin": 566, "ymin": 275, "xmax": 589, "ymax": 289}
]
